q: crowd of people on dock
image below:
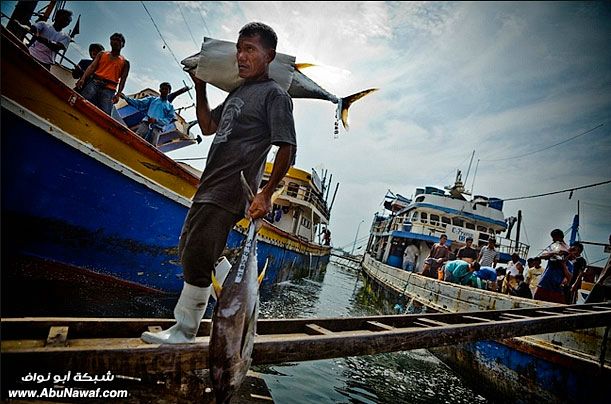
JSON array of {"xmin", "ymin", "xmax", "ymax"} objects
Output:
[
  {"xmin": 20, "ymin": 8, "xmax": 181, "ymax": 148},
  {"xmin": 402, "ymin": 230, "xmax": 591, "ymax": 304}
]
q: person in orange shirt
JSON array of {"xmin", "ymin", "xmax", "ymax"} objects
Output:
[{"xmin": 76, "ymin": 32, "xmax": 130, "ymax": 115}]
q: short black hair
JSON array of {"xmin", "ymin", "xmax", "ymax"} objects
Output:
[
  {"xmin": 571, "ymin": 241, "xmax": 584, "ymax": 253},
  {"xmin": 551, "ymin": 229, "xmax": 564, "ymax": 239},
  {"xmin": 159, "ymin": 82, "xmax": 171, "ymax": 89},
  {"xmin": 466, "ymin": 237, "xmax": 473, "ymax": 242},
  {"xmin": 471, "ymin": 262, "xmax": 480, "ymax": 271},
  {"xmin": 89, "ymin": 43, "xmax": 104, "ymax": 53},
  {"xmin": 110, "ymin": 32, "xmax": 126, "ymax": 45},
  {"xmin": 439, "ymin": 234, "xmax": 448, "ymax": 240},
  {"xmin": 239, "ymin": 22, "xmax": 277, "ymax": 49},
  {"xmin": 55, "ymin": 9, "xmax": 73, "ymax": 20}
]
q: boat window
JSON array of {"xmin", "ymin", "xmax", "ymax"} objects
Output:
[
  {"xmin": 477, "ymin": 225, "xmax": 487, "ymax": 232},
  {"xmin": 441, "ymin": 217, "xmax": 451, "ymax": 225},
  {"xmin": 466, "ymin": 222, "xmax": 475, "ymax": 230},
  {"xmin": 411, "ymin": 211, "xmax": 419, "ymax": 221},
  {"xmin": 430, "ymin": 214, "xmax": 440, "ymax": 226},
  {"xmin": 420, "ymin": 212, "xmax": 428, "ymax": 223},
  {"xmin": 489, "ymin": 228, "xmax": 495, "ymax": 235},
  {"xmin": 286, "ymin": 182, "xmax": 300, "ymax": 197},
  {"xmin": 416, "ymin": 196, "xmax": 425, "ymax": 203},
  {"xmin": 300, "ymin": 217, "xmax": 311, "ymax": 229},
  {"xmin": 452, "ymin": 218, "xmax": 464, "ymax": 227}
]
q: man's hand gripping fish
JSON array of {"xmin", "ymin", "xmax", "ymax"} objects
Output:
[{"xmin": 208, "ymin": 172, "xmax": 271, "ymax": 403}]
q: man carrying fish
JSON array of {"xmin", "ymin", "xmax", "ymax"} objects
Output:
[{"xmin": 141, "ymin": 22, "xmax": 296, "ymax": 345}]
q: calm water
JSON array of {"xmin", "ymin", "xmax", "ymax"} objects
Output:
[
  {"xmin": 255, "ymin": 262, "xmax": 487, "ymax": 404},
  {"xmin": 2, "ymin": 261, "xmax": 487, "ymax": 403}
]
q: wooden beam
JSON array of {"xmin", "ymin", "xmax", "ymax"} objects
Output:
[
  {"xmin": 305, "ymin": 324, "xmax": 333, "ymax": 335},
  {"xmin": 366, "ymin": 321, "xmax": 395, "ymax": 331}
]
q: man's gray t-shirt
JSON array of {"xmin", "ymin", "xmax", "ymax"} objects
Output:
[{"xmin": 193, "ymin": 79, "xmax": 297, "ymax": 214}]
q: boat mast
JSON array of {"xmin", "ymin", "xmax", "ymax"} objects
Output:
[
  {"xmin": 328, "ymin": 182, "xmax": 340, "ymax": 215},
  {"xmin": 463, "ymin": 150, "xmax": 475, "ymax": 186},
  {"xmin": 469, "ymin": 159, "xmax": 480, "ymax": 196}
]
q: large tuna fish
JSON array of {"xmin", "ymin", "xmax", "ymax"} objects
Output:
[
  {"xmin": 181, "ymin": 37, "xmax": 377, "ymax": 131},
  {"xmin": 208, "ymin": 172, "xmax": 268, "ymax": 403}
]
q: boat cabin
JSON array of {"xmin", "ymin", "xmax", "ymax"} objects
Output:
[{"xmin": 259, "ymin": 163, "xmax": 330, "ymax": 244}]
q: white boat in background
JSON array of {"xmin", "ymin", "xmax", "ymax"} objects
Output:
[{"xmin": 367, "ymin": 170, "xmax": 529, "ymax": 271}]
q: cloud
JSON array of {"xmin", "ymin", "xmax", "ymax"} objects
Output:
[{"xmin": 49, "ymin": 1, "xmax": 610, "ymax": 261}]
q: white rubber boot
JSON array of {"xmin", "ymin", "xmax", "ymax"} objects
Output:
[{"xmin": 141, "ymin": 282, "xmax": 211, "ymax": 344}]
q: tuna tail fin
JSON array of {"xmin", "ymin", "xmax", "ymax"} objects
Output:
[
  {"xmin": 258, "ymin": 258, "xmax": 269, "ymax": 284},
  {"xmin": 294, "ymin": 63, "xmax": 316, "ymax": 71},
  {"xmin": 339, "ymin": 88, "xmax": 379, "ymax": 129},
  {"xmin": 211, "ymin": 272, "xmax": 222, "ymax": 299}
]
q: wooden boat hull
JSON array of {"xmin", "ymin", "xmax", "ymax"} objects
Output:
[
  {"xmin": 361, "ymin": 254, "xmax": 609, "ymax": 403},
  {"xmin": 0, "ymin": 28, "xmax": 329, "ymax": 296}
]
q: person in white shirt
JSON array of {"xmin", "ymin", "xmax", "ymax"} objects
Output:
[
  {"xmin": 402, "ymin": 243, "xmax": 419, "ymax": 272},
  {"xmin": 27, "ymin": 9, "xmax": 73, "ymax": 70}
]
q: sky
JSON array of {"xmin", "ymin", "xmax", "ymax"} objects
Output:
[{"xmin": 2, "ymin": 1, "xmax": 610, "ymax": 265}]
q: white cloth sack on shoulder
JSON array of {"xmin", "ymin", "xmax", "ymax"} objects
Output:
[{"xmin": 185, "ymin": 37, "xmax": 296, "ymax": 93}]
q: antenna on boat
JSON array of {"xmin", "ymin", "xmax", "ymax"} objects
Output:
[
  {"xmin": 463, "ymin": 150, "xmax": 475, "ymax": 187},
  {"xmin": 328, "ymin": 182, "xmax": 340, "ymax": 215},
  {"xmin": 325, "ymin": 174, "xmax": 333, "ymax": 203},
  {"xmin": 469, "ymin": 159, "xmax": 480, "ymax": 197}
]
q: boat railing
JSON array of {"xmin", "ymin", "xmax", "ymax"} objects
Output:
[
  {"xmin": 285, "ymin": 184, "xmax": 329, "ymax": 218},
  {"xmin": 495, "ymin": 237, "xmax": 530, "ymax": 259},
  {"xmin": 371, "ymin": 216, "xmax": 530, "ymax": 258}
]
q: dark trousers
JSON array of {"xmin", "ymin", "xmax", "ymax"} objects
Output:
[{"xmin": 178, "ymin": 202, "xmax": 241, "ymax": 287}]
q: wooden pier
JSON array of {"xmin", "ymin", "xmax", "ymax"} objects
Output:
[{"xmin": 2, "ymin": 303, "xmax": 610, "ymax": 377}]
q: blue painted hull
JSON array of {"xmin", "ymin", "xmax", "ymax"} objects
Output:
[
  {"xmin": 1, "ymin": 106, "xmax": 328, "ymax": 295},
  {"xmin": 432, "ymin": 340, "xmax": 606, "ymax": 403},
  {"xmin": 361, "ymin": 256, "xmax": 608, "ymax": 403}
]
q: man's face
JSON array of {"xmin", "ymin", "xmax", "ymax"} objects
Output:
[
  {"xmin": 55, "ymin": 13, "xmax": 72, "ymax": 30},
  {"xmin": 89, "ymin": 48, "xmax": 101, "ymax": 59},
  {"xmin": 439, "ymin": 236, "xmax": 447, "ymax": 245},
  {"xmin": 236, "ymin": 34, "xmax": 273, "ymax": 80},
  {"xmin": 110, "ymin": 36, "xmax": 124, "ymax": 52},
  {"xmin": 466, "ymin": 239, "xmax": 472, "ymax": 247},
  {"xmin": 159, "ymin": 85, "xmax": 171, "ymax": 98}
]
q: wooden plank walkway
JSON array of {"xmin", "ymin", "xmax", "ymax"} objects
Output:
[{"xmin": 2, "ymin": 303, "xmax": 610, "ymax": 376}]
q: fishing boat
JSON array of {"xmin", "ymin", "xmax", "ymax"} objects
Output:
[
  {"xmin": 0, "ymin": 17, "xmax": 331, "ymax": 296},
  {"xmin": 368, "ymin": 170, "xmax": 529, "ymax": 271},
  {"xmin": 361, "ymin": 175, "xmax": 610, "ymax": 403}
]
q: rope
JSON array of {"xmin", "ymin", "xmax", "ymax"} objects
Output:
[
  {"xmin": 177, "ymin": 2, "xmax": 198, "ymax": 48},
  {"xmin": 500, "ymin": 180, "xmax": 611, "ymax": 202},
  {"xmin": 480, "ymin": 123, "xmax": 604, "ymax": 162},
  {"xmin": 140, "ymin": 1, "xmax": 190, "ymax": 80}
]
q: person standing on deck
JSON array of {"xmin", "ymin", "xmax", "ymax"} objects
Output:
[
  {"xmin": 533, "ymin": 229, "xmax": 572, "ymax": 303},
  {"xmin": 457, "ymin": 237, "xmax": 478, "ymax": 263},
  {"xmin": 72, "ymin": 43, "xmax": 105, "ymax": 80},
  {"xmin": 502, "ymin": 253, "xmax": 524, "ymax": 293},
  {"xmin": 75, "ymin": 33, "xmax": 130, "ymax": 116},
  {"xmin": 478, "ymin": 238, "xmax": 500, "ymax": 268},
  {"xmin": 421, "ymin": 234, "xmax": 450, "ymax": 278},
  {"xmin": 141, "ymin": 22, "xmax": 297, "ymax": 344},
  {"xmin": 119, "ymin": 82, "xmax": 176, "ymax": 147},
  {"xmin": 402, "ymin": 243, "xmax": 419, "ymax": 272},
  {"xmin": 26, "ymin": 9, "xmax": 73, "ymax": 70},
  {"xmin": 524, "ymin": 256, "xmax": 544, "ymax": 297},
  {"xmin": 566, "ymin": 242, "xmax": 587, "ymax": 304}
]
